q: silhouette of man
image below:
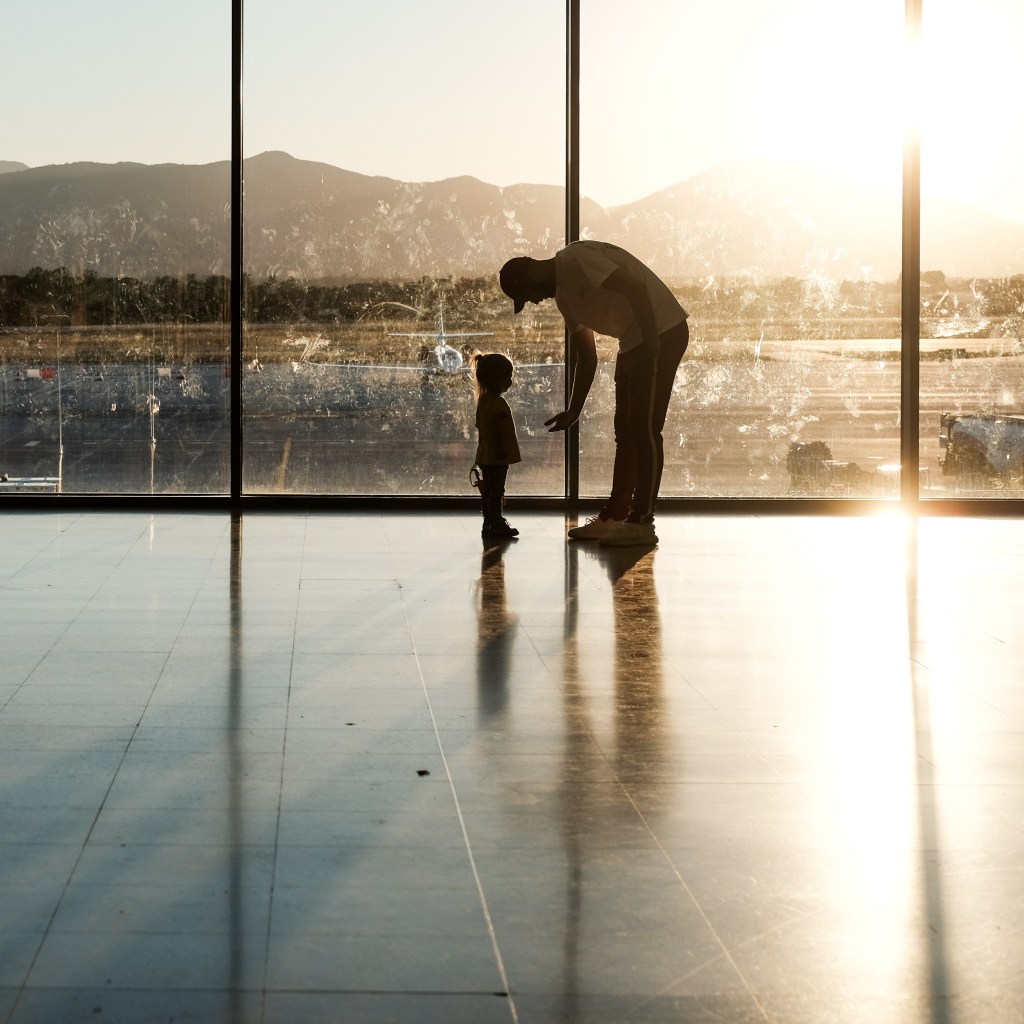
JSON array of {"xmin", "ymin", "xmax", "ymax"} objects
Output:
[{"xmin": 499, "ymin": 241, "xmax": 689, "ymax": 546}]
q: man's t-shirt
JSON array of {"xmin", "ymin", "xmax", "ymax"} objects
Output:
[{"xmin": 554, "ymin": 240, "xmax": 688, "ymax": 353}]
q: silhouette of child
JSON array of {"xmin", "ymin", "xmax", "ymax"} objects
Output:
[{"xmin": 471, "ymin": 352, "xmax": 521, "ymax": 539}]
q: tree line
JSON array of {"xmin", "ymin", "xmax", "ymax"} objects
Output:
[
  {"xmin": 0, "ymin": 268, "xmax": 500, "ymax": 328},
  {"xmin": 1, "ymin": 265, "xmax": 1021, "ymax": 329}
]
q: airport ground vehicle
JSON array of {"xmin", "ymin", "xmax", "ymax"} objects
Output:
[{"xmin": 940, "ymin": 412, "xmax": 1024, "ymax": 477}]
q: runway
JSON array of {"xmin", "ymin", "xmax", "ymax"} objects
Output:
[{"xmin": 1, "ymin": 352, "xmax": 1021, "ymax": 496}]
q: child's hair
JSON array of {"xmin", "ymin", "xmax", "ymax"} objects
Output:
[{"xmin": 471, "ymin": 352, "xmax": 514, "ymax": 401}]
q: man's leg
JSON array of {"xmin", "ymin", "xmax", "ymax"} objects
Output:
[
  {"xmin": 623, "ymin": 320, "xmax": 688, "ymax": 524},
  {"xmin": 567, "ymin": 354, "xmax": 630, "ymax": 537},
  {"xmin": 601, "ymin": 354, "xmax": 635, "ymax": 521},
  {"xmin": 647, "ymin": 321, "xmax": 689, "ymax": 507},
  {"xmin": 621, "ymin": 339, "xmax": 661, "ymax": 524}
]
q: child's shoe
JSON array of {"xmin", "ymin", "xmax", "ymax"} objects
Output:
[{"xmin": 482, "ymin": 517, "xmax": 519, "ymax": 539}]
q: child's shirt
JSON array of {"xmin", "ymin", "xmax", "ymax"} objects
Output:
[{"xmin": 475, "ymin": 392, "xmax": 521, "ymax": 466}]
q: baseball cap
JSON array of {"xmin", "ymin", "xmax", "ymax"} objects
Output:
[{"xmin": 499, "ymin": 257, "xmax": 531, "ymax": 314}]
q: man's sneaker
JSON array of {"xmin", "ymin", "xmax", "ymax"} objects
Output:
[
  {"xmin": 483, "ymin": 517, "xmax": 519, "ymax": 538},
  {"xmin": 599, "ymin": 521, "xmax": 658, "ymax": 546},
  {"xmin": 567, "ymin": 515, "xmax": 625, "ymax": 541}
]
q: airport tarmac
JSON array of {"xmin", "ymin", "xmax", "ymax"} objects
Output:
[{"xmin": 1, "ymin": 355, "xmax": 1020, "ymax": 497}]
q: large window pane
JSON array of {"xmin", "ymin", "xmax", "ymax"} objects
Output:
[
  {"xmin": 578, "ymin": 0, "xmax": 904, "ymax": 499},
  {"xmin": 921, "ymin": 0, "xmax": 1024, "ymax": 498},
  {"xmin": 0, "ymin": 2, "xmax": 231, "ymax": 495},
  {"xmin": 242, "ymin": 2, "xmax": 564, "ymax": 496}
]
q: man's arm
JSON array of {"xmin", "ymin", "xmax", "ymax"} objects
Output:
[{"xmin": 545, "ymin": 326, "xmax": 597, "ymax": 432}]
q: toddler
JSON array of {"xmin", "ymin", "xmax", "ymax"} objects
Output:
[{"xmin": 471, "ymin": 352, "xmax": 521, "ymax": 539}]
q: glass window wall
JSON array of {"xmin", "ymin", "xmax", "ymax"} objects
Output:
[
  {"xmin": 579, "ymin": 0, "xmax": 905, "ymax": 499},
  {"xmin": 241, "ymin": 0, "xmax": 565, "ymax": 496},
  {"xmin": 0, "ymin": 2, "xmax": 231, "ymax": 495},
  {"xmin": 2, "ymin": 1, "xmax": 1022, "ymax": 508},
  {"xmin": 920, "ymin": 0, "xmax": 1024, "ymax": 498}
]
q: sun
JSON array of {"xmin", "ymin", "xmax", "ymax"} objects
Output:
[{"xmin": 740, "ymin": 0, "xmax": 1022, "ymax": 223}]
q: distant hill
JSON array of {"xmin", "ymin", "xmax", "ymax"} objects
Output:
[
  {"xmin": 0, "ymin": 159, "xmax": 233, "ymax": 279},
  {"xmin": 0, "ymin": 151, "xmax": 1021, "ymax": 281},
  {"xmin": 606, "ymin": 159, "xmax": 1024, "ymax": 281},
  {"xmin": 0, "ymin": 161, "xmax": 29, "ymax": 175}
]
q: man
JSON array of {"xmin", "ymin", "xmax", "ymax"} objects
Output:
[{"xmin": 499, "ymin": 240, "xmax": 689, "ymax": 546}]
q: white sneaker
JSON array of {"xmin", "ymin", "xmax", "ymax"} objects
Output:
[
  {"xmin": 567, "ymin": 515, "xmax": 625, "ymax": 541},
  {"xmin": 599, "ymin": 521, "xmax": 658, "ymax": 546}
]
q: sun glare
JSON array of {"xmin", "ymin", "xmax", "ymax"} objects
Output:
[
  {"xmin": 582, "ymin": 0, "xmax": 1022, "ymax": 222},
  {"xmin": 918, "ymin": 1, "xmax": 1022, "ymax": 217},
  {"xmin": 747, "ymin": 3, "xmax": 905, "ymax": 192},
  {"xmin": 818, "ymin": 516, "xmax": 919, "ymax": 960},
  {"xmin": 740, "ymin": 0, "xmax": 1022, "ymax": 223}
]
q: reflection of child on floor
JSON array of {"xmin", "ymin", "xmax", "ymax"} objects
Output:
[{"xmin": 472, "ymin": 352, "xmax": 521, "ymax": 538}]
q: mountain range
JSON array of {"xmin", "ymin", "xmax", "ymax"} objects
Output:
[{"xmin": 0, "ymin": 150, "xmax": 1021, "ymax": 282}]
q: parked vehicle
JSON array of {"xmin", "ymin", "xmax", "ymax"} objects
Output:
[{"xmin": 940, "ymin": 412, "xmax": 1024, "ymax": 477}]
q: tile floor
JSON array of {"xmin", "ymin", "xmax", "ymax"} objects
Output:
[{"xmin": 0, "ymin": 509, "xmax": 1022, "ymax": 1024}]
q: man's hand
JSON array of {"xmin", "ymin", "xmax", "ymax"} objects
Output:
[
  {"xmin": 547, "ymin": 327, "xmax": 597, "ymax": 433},
  {"xmin": 544, "ymin": 409, "xmax": 579, "ymax": 432}
]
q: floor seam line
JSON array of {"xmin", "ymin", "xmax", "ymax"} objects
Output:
[{"xmin": 399, "ymin": 581, "xmax": 520, "ymax": 1024}]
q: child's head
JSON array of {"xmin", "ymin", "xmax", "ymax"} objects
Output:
[{"xmin": 472, "ymin": 352, "xmax": 514, "ymax": 399}]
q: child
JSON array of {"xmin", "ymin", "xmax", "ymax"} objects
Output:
[{"xmin": 471, "ymin": 352, "xmax": 521, "ymax": 539}]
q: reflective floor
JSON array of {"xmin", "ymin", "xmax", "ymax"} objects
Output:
[{"xmin": 1, "ymin": 510, "xmax": 1023, "ymax": 1024}]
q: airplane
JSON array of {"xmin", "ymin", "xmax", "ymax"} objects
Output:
[
  {"xmin": 385, "ymin": 300, "xmax": 493, "ymax": 373},
  {"xmin": 379, "ymin": 300, "xmax": 563, "ymax": 375},
  {"xmin": 290, "ymin": 299, "xmax": 562, "ymax": 377}
]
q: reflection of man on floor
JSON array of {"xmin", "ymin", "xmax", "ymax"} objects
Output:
[{"xmin": 499, "ymin": 240, "xmax": 689, "ymax": 547}]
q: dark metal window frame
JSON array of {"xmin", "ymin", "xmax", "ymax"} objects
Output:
[{"xmin": 4, "ymin": 0, "xmax": 1021, "ymax": 515}]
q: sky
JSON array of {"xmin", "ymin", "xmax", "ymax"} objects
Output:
[{"xmin": 4, "ymin": 0, "xmax": 1023, "ymax": 223}]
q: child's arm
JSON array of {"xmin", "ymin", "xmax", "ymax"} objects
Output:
[
  {"xmin": 490, "ymin": 407, "xmax": 509, "ymax": 462},
  {"xmin": 490, "ymin": 400, "xmax": 521, "ymax": 464}
]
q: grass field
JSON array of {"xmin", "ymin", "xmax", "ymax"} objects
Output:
[
  {"xmin": 4, "ymin": 314, "xmax": 1021, "ymax": 375},
  {"xmin": 0, "ymin": 315, "xmax": 943, "ymax": 369}
]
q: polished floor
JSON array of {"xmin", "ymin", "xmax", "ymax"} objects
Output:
[{"xmin": 0, "ymin": 509, "xmax": 1022, "ymax": 1024}]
